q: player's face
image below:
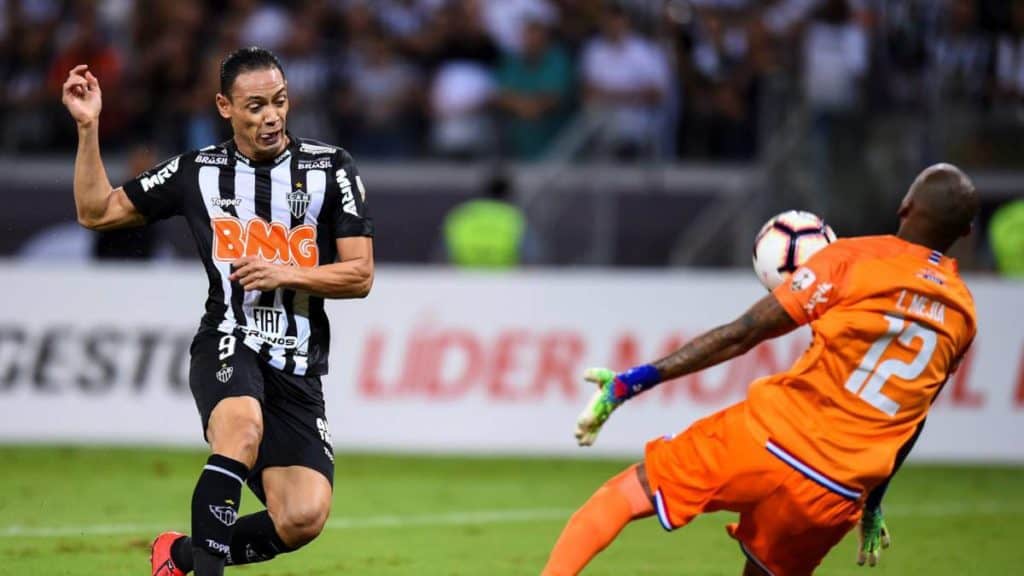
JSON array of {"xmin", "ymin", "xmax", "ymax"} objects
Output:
[{"xmin": 217, "ymin": 67, "xmax": 289, "ymax": 161}]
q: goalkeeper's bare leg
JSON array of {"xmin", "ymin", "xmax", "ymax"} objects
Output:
[
  {"xmin": 541, "ymin": 463, "xmax": 771, "ymax": 576},
  {"xmin": 541, "ymin": 463, "xmax": 654, "ymax": 575}
]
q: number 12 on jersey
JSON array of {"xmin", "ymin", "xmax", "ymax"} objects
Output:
[{"xmin": 844, "ymin": 315, "xmax": 938, "ymax": 416}]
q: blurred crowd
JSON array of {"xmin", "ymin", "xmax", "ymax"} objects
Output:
[{"xmin": 2, "ymin": 0, "xmax": 1023, "ymax": 163}]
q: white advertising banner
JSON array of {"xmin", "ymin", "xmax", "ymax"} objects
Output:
[{"xmin": 1, "ymin": 265, "xmax": 1021, "ymax": 462}]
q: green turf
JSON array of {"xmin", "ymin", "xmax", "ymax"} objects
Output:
[{"xmin": 0, "ymin": 447, "xmax": 1021, "ymax": 575}]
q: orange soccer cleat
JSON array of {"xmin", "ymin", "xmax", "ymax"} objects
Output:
[{"xmin": 150, "ymin": 531, "xmax": 186, "ymax": 576}]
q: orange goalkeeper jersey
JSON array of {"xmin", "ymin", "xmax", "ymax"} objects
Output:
[{"xmin": 746, "ymin": 235, "xmax": 976, "ymax": 496}]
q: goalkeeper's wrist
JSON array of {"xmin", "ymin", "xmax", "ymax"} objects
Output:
[
  {"xmin": 863, "ymin": 505, "xmax": 883, "ymax": 521},
  {"xmin": 610, "ymin": 364, "xmax": 661, "ymax": 402}
]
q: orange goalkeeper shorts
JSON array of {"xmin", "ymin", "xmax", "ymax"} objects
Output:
[{"xmin": 643, "ymin": 401, "xmax": 862, "ymax": 575}]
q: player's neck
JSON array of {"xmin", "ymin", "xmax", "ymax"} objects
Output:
[
  {"xmin": 233, "ymin": 134, "xmax": 290, "ymax": 163},
  {"xmin": 897, "ymin": 224, "xmax": 951, "ymax": 254}
]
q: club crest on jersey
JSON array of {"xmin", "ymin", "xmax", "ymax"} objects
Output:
[
  {"xmin": 216, "ymin": 365, "xmax": 233, "ymax": 383},
  {"xmin": 288, "ymin": 188, "xmax": 311, "ymax": 219},
  {"xmin": 790, "ymin": 267, "xmax": 816, "ymax": 292}
]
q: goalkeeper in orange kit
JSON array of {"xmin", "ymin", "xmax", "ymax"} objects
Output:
[{"xmin": 542, "ymin": 164, "xmax": 978, "ymax": 575}]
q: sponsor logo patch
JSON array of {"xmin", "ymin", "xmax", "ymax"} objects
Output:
[
  {"xmin": 205, "ymin": 539, "xmax": 231, "ymax": 555},
  {"xmin": 196, "ymin": 153, "xmax": 230, "ymax": 166},
  {"xmin": 300, "ymin": 142, "xmax": 336, "ymax": 155},
  {"xmin": 140, "ymin": 157, "xmax": 180, "ymax": 192},
  {"xmin": 336, "ymin": 168, "xmax": 359, "ymax": 217},
  {"xmin": 210, "ymin": 197, "xmax": 242, "ymax": 209},
  {"xmin": 298, "ymin": 158, "xmax": 332, "ymax": 170},
  {"xmin": 803, "ymin": 282, "xmax": 833, "ymax": 315},
  {"xmin": 211, "ymin": 217, "xmax": 319, "ymax": 268},
  {"xmin": 917, "ymin": 268, "xmax": 946, "ymax": 285}
]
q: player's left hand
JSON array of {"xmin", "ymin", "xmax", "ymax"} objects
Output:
[
  {"xmin": 856, "ymin": 507, "xmax": 891, "ymax": 567},
  {"xmin": 229, "ymin": 257, "xmax": 294, "ymax": 292}
]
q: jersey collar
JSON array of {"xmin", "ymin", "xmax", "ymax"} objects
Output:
[
  {"xmin": 225, "ymin": 131, "xmax": 297, "ymax": 167},
  {"xmin": 891, "ymin": 235, "xmax": 959, "ymax": 273}
]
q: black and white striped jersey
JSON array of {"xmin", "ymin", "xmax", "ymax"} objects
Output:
[{"xmin": 122, "ymin": 133, "xmax": 374, "ymax": 376}]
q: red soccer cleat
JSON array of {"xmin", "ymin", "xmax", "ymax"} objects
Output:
[{"xmin": 150, "ymin": 531, "xmax": 186, "ymax": 576}]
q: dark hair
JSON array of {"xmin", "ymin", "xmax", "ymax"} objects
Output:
[{"xmin": 219, "ymin": 46, "xmax": 285, "ymax": 97}]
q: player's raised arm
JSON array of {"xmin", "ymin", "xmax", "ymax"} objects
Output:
[{"xmin": 61, "ymin": 64, "xmax": 144, "ymax": 230}]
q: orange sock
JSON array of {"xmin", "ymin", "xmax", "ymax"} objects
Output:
[{"xmin": 542, "ymin": 464, "xmax": 654, "ymax": 576}]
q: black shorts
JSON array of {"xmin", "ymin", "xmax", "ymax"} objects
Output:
[{"xmin": 189, "ymin": 329, "xmax": 335, "ymax": 503}]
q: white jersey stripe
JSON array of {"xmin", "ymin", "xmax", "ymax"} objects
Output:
[
  {"xmin": 197, "ymin": 166, "xmax": 237, "ymax": 334},
  {"xmin": 231, "ymin": 163, "xmax": 264, "ymax": 352}
]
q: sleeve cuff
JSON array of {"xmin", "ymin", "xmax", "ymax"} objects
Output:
[
  {"xmin": 335, "ymin": 218, "xmax": 374, "ymax": 239},
  {"xmin": 122, "ymin": 180, "xmax": 158, "ymax": 221},
  {"xmin": 771, "ymin": 286, "xmax": 809, "ymax": 325}
]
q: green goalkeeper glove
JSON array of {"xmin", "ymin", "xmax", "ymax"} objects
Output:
[
  {"xmin": 574, "ymin": 367, "xmax": 622, "ymax": 447},
  {"xmin": 857, "ymin": 507, "xmax": 891, "ymax": 567}
]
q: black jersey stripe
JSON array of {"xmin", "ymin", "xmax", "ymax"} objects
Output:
[
  {"xmin": 218, "ymin": 161, "xmax": 247, "ymax": 328},
  {"xmin": 254, "ymin": 164, "xmax": 276, "ymax": 363}
]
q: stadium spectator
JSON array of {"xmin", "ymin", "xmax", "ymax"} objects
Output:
[
  {"xmin": 372, "ymin": 0, "xmax": 445, "ymax": 45},
  {"xmin": 129, "ymin": 0, "xmax": 207, "ymax": 152},
  {"xmin": 47, "ymin": 0, "xmax": 126, "ymax": 147},
  {"xmin": 580, "ymin": 4, "xmax": 672, "ymax": 159},
  {"xmin": 277, "ymin": 8, "xmax": 333, "ymax": 142},
  {"xmin": 441, "ymin": 171, "xmax": 543, "ymax": 267},
  {"xmin": 427, "ymin": 0, "xmax": 500, "ymax": 158},
  {"xmin": 926, "ymin": 0, "xmax": 991, "ymax": 106},
  {"xmin": 802, "ymin": 0, "xmax": 873, "ymax": 233},
  {"xmin": 481, "ymin": 0, "xmax": 559, "ymax": 55},
  {"xmin": 1, "ymin": 22, "xmax": 55, "ymax": 151},
  {"xmin": 994, "ymin": 0, "xmax": 1024, "ymax": 106},
  {"xmin": 495, "ymin": 13, "xmax": 573, "ymax": 160},
  {"xmin": 686, "ymin": 8, "xmax": 760, "ymax": 159},
  {"xmin": 234, "ymin": 0, "xmax": 290, "ymax": 52},
  {"xmin": 340, "ymin": 28, "xmax": 422, "ymax": 158},
  {"xmin": 988, "ymin": 199, "xmax": 1024, "ymax": 277}
]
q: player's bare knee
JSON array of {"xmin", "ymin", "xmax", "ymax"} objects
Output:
[
  {"xmin": 208, "ymin": 403, "xmax": 263, "ymax": 466},
  {"xmin": 276, "ymin": 501, "xmax": 329, "ymax": 548}
]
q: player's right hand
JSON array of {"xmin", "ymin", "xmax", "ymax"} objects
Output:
[
  {"xmin": 574, "ymin": 367, "xmax": 623, "ymax": 447},
  {"xmin": 61, "ymin": 64, "xmax": 103, "ymax": 127},
  {"xmin": 856, "ymin": 507, "xmax": 891, "ymax": 567}
]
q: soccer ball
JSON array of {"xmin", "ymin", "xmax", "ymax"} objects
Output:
[{"xmin": 752, "ymin": 210, "xmax": 836, "ymax": 291}]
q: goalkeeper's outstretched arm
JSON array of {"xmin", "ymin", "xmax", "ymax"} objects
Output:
[
  {"xmin": 575, "ymin": 294, "xmax": 798, "ymax": 446},
  {"xmin": 650, "ymin": 293, "xmax": 798, "ymax": 383}
]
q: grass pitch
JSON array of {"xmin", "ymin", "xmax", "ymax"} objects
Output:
[{"xmin": 0, "ymin": 446, "xmax": 1021, "ymax": 575}]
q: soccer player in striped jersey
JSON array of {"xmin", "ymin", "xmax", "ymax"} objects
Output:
[
  {"xmin": 62, "ymin": 47, "xmax": 373, "ymax": 576},
  {"xmin": 543, "ymin": 164, "xmax": 978, "ymax": 575}
]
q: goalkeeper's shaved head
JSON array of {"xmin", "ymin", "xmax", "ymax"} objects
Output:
[{"xmin": 897, "ymin": 163, "xmax": 979, "ymax": 253}]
